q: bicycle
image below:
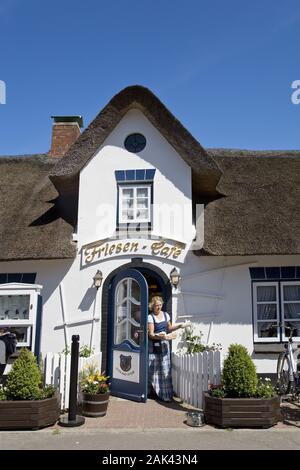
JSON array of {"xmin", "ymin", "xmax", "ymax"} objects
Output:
[{"xmin": 275, "ymin": 324, "xmax": 300, "ymax": 396}]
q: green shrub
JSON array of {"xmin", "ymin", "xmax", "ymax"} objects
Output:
[
  {"xmin": 0, "ymin": 386, "xmax": 6, "ymax": 401},
  {"xmin": 5, "ymin": 349, "xmax": 42, "ymax": 400},
  {"xmin": 222, "ymin": 344, "xmax": 258, "ymax": 398}
]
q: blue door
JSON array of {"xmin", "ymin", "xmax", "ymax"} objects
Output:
[{"xmin": 108, "ymin": 268, "xmax": 148, "ymax": 402}]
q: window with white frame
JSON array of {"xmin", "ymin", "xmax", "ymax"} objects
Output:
[
  {"xmin": 0, "ymin": 283, "xmax": 42, "ymax": 349},
  {"xmin": 119, "ymin": 185, "xmax": 151, "ymax": 224},
  {"xmin": 253, "ymin": 281, "xmax": 300, "ymax": 342}
]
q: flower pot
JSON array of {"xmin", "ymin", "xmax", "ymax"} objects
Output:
[{"xmin": 82, "ymin": 392, "xmax": 109, "ymax": 417}]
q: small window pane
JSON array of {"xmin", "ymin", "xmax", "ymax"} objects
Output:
[
  {"xmin": 284, "ymin": 321, "xmax": 300, "ymax": 337},
  {"xmin": 257, "ymin": 285, "xmax": 277, "ymax": 302},
  {"xmin": 257, "ymin": 323, "xmax": 277, "ymax": 338},
  {"xmin": 136, "ymin": 209, "xmax": 149, "ymax": 220},
  {"xmin": 0, "ymin": 295, "xmax": 30, "ymax": 320},
  {"xmin": 122, "ymin": 199, "xmax": 134, "ymax": 209},
  {"xmin": 137, "ymin": 198, "xmax": 148, "ymax": 209},
  {"xmin": 137, "ymin": 187, "xmax": 148, "ymax": 198},
  {"xmin": 283, "ymin": 285, "xmax": 300, "ymax": 302},
  {"xmin": 284, "ymin": 304, "xmax": 300, "ymax": 319},
  {"xmin": 7, "ymin": 326, "xmax": 29, "ymax": 343},
  {"xmin": 257, "ymin": 304, "xmax": 277, "ymax": 320},
  {"xmin": 122, "ymin": 210, "xmax": 134, "ymax": 220},
  {"xmin": 122, "ymin": 188, "xmax": 134, "ymax": 198}
]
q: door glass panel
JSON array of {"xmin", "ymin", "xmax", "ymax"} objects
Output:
[
  {"xmin": 116, "ymin": 280, "xmax": 127, "ymax": 305},
  {"xmin": 130, "ymin": 280, "xmax": 140, "ymax": 304},
  {"xmin": 116, "ymin": 303, "xmax": 127, "ymax": 324},
  {"xmin": 130, "ymin": 324, "xmax": 141, "ymax": 346},
  {"xmin": 131, "ymin": 303, "xmax": 141, "ymax": 326},
  {"xmin": 114, "ymin": 278, "xmax": 141, "ymax": 346},
  {"xmin": 116, "ymin": 323, "xmax": 127, "ymax": 344},
  {"xmin": 0, "ymin": 295, "xmax": 30, "ymax": 320}
]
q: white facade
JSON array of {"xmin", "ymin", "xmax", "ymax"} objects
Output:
[{"xmin": 1, "ymin": 106, "xmax": 299, "ymax": 377}]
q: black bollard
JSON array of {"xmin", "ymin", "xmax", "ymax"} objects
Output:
[{"xmin": 59, "ymin": 335, "xmax": 85, "ymax": 427}]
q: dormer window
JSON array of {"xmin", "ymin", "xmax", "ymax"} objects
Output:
[
  {"xmin": 115, "ymin": 169, "xmax": 155, "ymax": 231},
  {"xmin": 119, "ymin": 185, "xmax": 151, "ymax": 223}
]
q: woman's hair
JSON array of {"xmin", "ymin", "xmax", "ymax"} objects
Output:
[{"xmin": 150, "ymin": 296, "xmax": 163, "ymax": 310}]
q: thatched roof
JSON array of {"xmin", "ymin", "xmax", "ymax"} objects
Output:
[
  {"xmin": 194, "ymin": 149, "xmax": 300, "ymax": 256},
  {"xmin": 0, "ymin": 155, "xmax": 76, "ymax": 260},
  {"xmin": 50, "ymin": 85, "xmax": 221, "ymax": 200},
  {"xmin": 1, "ymin": 86, "xmax": 300, "ymax": 260}
]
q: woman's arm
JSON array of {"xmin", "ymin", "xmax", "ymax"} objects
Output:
[
  {"xmin": 148, "ymin": 322, "xmax": 166, "ymax": 341},
  {"xmin": 167, "ymin": 321, "xmax": 184, "ymax": 333}
]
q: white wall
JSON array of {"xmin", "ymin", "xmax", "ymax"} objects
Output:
[
  {"xmin": 1, "ymin": 253, "xmax": 300, "ymax": 375},
  {"xmin": 77, "ymin": 108, "xmax": 193, "ymax": 247},
  {"xmin": 175, "ymin": 253, "xmax": 300, "ymax": 373}
]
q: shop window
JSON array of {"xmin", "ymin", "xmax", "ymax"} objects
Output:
[{"xmin": 0, "ymin": 283, "xmax": 41, "ymax": 350}]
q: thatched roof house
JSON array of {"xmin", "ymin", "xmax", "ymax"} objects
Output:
[
  {"xmin": 1, "ymin": 147, "xmax": 300, "ymax": 260},
  {"xmin": 1, "ymin": 86, "xmax": 299, "ymax": 261}
]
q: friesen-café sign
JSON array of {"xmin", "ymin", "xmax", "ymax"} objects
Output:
[{"xmin": 82, "ymin": 238, "xmax": 186, "ymax": 266}]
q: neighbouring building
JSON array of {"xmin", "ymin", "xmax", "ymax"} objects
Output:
[{"xmin": 1, "ymin": 86, "xmax": 300, "ymax": 400}]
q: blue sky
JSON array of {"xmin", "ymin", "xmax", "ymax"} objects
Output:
[{"xmin": 0, "ymin": 0, "xmax": 300, "ymax": 155}]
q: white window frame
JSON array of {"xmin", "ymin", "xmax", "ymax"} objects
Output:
[
  {"xmin": 0, "ymin": 283, "xmax": 42, "ymax": 349},
  {"xmin": 253, "ymin": 282, "xmax": 280, "ymax": 343},
  {"xmin": 119, "ymin": 184, "xmax": 151, "ymax": 224},
  {"xmin": 281, "ymin": 281, "xmax": 300, "ymax": 341}
]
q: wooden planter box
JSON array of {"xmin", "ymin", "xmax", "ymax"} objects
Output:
[
  {"xmin": 204, "ymin": 393, "xmax": 281, "ymax": 428},
  {"xmin": 0, "ymin": 394, "xmax": 60, "ymax": 430}
]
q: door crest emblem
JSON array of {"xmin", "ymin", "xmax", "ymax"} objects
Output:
[{"xmin": 120, "ymin": 354, "xmax": 132, "ymax": 372}]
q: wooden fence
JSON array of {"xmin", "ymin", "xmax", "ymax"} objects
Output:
[
  {"xmin": 43, "ymin": 352, "xmax": 102, "ymax": 410},
  {"xmin": 172, "ymin": 350, "xmax": 222, "ymax": 409}
]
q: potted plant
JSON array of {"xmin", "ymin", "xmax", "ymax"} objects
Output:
[
  {"xmin": 80, "ymin": 364, "xmax": 110, "ymax": 417},
  {"xmin": 0, "ymin": 349, "xmax": 59, "ymax": 430},
  {"xmin": 204, "ymin": 344, "xmax": 281, "ymax": 428}
]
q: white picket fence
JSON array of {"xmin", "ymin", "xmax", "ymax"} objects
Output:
[
  {"xmin": 43, "ymin": 352, "xmax": 102, "ymax": 410},
  {"xmin": 172, "ymin": 350, "xmax": 222, "ymax": 409}
]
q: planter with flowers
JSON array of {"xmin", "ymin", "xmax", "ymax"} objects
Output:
[
  {"xmin": 0, "ymin": 349, "xmax": 59, "ymax": 430},
  {"xmin": 80, "ymin": 364, "xmax": 110, "ymax": 417},
  {"xmin": 204, "ymin": 344, "xmax": 281, "ymax": 428}
]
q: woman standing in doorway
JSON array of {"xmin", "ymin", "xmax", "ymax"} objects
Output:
[{"xmin": 148, "ymin": 296, "xmax": 186, "ymax": 402}]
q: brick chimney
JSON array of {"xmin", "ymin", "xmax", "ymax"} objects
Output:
[{"xmin": 48, "ymin": 116, "xmax": 83, "ymax": 158}]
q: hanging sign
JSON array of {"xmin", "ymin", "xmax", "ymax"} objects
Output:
[{"xmin": 82, "ymin": 238, "xmax": 186, "ymax": 266}]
